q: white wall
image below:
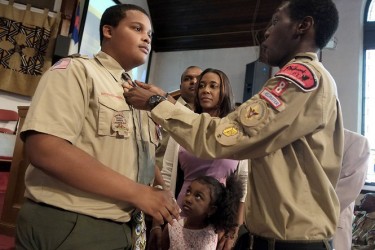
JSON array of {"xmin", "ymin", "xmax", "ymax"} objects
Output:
[
  {"xmin": 148, "ymin": 47, "xmax": 260, "ymax": 102},
  {"xmin": 323, "ymin": 0, "xmax": 366, "ymax": 132},
  {"xmin": 0, "ymin": 0, "xmax": 367, "ymax": 132}
]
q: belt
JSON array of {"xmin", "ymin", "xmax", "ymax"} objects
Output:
[{"xmin": 249, "ymin": 234, "xmax": 332, "ymax": 250}]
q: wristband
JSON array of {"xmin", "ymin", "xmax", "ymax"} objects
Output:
[
  {"xmin": 164, "ymin": 92, "xmax": 170, "ymax": 98},
  {"xmin": 150, "ymin": 226, "xmax": 162, "ymax": 233}
]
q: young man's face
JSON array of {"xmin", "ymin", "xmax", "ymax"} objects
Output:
[
  {"xmin": 103, "ymin": 10, "xmax": 152, "ymax": 71},
  {"xmin": 261, "ymin": 2, "xmax": 299, "ymax": 68},
  {"xmin": 180, "ymin": 67, "xmax": 202, "ymax": 103}
]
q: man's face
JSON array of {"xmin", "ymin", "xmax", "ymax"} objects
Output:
[
  {"xmin": 180, "ymin": 67, "xmax": 202, "ymax": 102},
  {"xmin": 260, "ymin": 2, "xmax": 299, "ymax": 68},
  {"xmin": 103, "ymin": 10, "xmax": 152, "ymax": 71}
]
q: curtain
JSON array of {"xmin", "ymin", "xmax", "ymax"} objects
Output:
[{"xmin": 0, "ymin": 1, "xmax": 61, "ymax": 96}]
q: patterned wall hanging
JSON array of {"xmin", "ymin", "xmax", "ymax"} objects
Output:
[{"xmin": 0, "ymin": 0, "xmax": 61, "ymax": 96}]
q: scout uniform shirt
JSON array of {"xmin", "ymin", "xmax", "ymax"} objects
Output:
[
  {"xmin": 20, "ymin": 51, "xmax": 158, "ymax": 223},
  {"xmin": 151, "ymin": 52, "xmax": 344, "ymax": 240}
]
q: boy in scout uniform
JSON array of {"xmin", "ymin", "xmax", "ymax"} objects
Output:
[
  {"xmin": 124, "ymin": 0, "xmax": 343, "ymax": 249},
  {"xmin": 15, "ymin": 4, "xmax": 179, "ymax": 250}
]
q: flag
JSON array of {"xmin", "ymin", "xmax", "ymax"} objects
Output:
[{"xmin": 68, "ymin": 2, "xmax": 80, "ymax": 55}]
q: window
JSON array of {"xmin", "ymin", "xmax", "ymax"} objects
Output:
[{"xmin": 363, "ymin": 0, "xmax": 375, "ymax": 184}]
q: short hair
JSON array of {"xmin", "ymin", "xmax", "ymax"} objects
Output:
[
  {"xmin": 180, "ymin": 66, "xmax": 202, "ymax": 83},
  {"xmin": 194, "ymin": 68, "xmax": 235, "ymax": 118},
  {"xmin": 285, "ymin": 0, "xmax": 339, "ymax": 49},
  {"xmin": 99, "ymin": 4, "xmax": 150, "ymax": 45}
]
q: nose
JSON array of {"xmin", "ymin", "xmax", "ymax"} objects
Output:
[
  {"xmin": 190, "ymin": 77, "xmax": 198, "ymax": 85},
  {"xmin": 184, "ymin": 194, "xmax": 192, "ymax": 204},
  {"xmin": 143, "ymin": 34, "xmax": 151, "ymax": 45},
  {"xmin": 201, "ymin": 85, "xmax": 210, "ymax": 93},
  {"xmin": 264, "ymin": 26, "xmax": 271, "ymax": 40}
]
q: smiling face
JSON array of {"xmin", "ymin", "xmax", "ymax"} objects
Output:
[
  {"xmin": 197, "ymin": 72, "xmax": 222, "ymax": 116},
  {"xmin": 182, "ymin": 180, "xmax": 216, "ymax": 228},
  {"xmin": 102, "ymin": 10, "xmax": 152, "ymax": 71},
  {"xmin": 261, "ymin": 2, "xmax": 299, "ymax": 68}
]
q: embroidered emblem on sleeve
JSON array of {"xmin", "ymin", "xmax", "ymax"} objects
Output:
[
  {"xmin": 260, "ymin": 88, "xmax": 285, "ymax": 111},
  {"xmin": 275, "ymin": 63, "xmax": 317, "ymax": 92},
  {"xmin": 51, "ymin": 58, "xmax": 71, "ymax": 70},
  {"xmin": 272, "ymin": 80, "xmax": 289, "ymax": 97},
  {"xmin": 239, "ymin": 100, "xmax": 268, "ymax": 127},
  {"xmin": 216, "ymin": 122, "xmax": 241, "ymax": 146}
]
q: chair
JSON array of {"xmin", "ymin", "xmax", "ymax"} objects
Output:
[
  {"xmin": 0, "ymin": 109, "xmax": 19, "ymax": 162},
  {"xmin": 0, "ymin": 109, "xmax": 19, "ymax": 226},
  {"xmin": 0, "ymin": 109, "xmax": 19, "ymax": 134}
]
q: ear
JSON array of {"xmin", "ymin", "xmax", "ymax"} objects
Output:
[
  {"xmin": 102, "ymin": 25, "xmax": 112, "ymax": 39},
  {"xmin": 207, "ymin": 205, "xmax": 217, "ymax": 218},
  {"xmin": 297, "ymin": 16, "xmax": 314, "ymax": 35}
]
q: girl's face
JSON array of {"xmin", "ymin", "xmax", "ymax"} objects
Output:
[
  {"xmin": 182, "ymin": 181, "xmax": 215, "ymax": 224},
  {"xmin": 198, "ymin": 72, "xmax": 221, "ymax": 115}
]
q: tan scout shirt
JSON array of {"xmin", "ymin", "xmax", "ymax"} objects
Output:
[
  {"xmin": 155, "ymin": 96, "xmax": 192, "ymax": 169},
  {"xmin": 21, "ymin": 52, "xmax": 157, "ymax": 222},
  {"xmin": 151, "ymin": 52, "xmax": 344, "ymax": 240}
]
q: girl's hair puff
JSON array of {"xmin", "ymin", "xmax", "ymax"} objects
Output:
[{"xmin": 194, "ymin": 173, "xmax": 244, "ymax": 232}]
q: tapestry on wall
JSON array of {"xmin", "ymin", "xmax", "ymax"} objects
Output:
[{"xmin": 0, "ymin": 1, "xmax": 61, "ymax": 96}]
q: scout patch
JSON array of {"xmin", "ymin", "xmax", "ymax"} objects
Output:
[
  {"xmin": 260, "ymin": 88, "xmax": 285, "ymax": 111},
  {"xmin": 272, "ymin": 80, "xmax": 289, "ymax": 97},
  {"xmin": 111, "ymin": 112, "xmax": 130, "ymax": 137},
  {"xmin": 239, "ymin": 100, "xmax": 268, "ymax": 127},
  {"xmin": 51, "ymin": 58, "xmax": 71, "ymax": 70},
  {"xmin": 275, "ymin": 63, "xmax": 317, "ymax": 92},
  {"xmin": 215, "ymin": 122, "xmax": 241, "ymax": 146}
]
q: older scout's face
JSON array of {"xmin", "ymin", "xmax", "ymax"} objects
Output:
[
  {"xmin": 182, "ymin": 181, "xmax": 213, "ymax": 223},
  {"xmin": 261, "ymin": 2, "xmax": 299, "ymax": 68},
  {"xmin": 106, "ymin": 10, "xmax": 152, "ymax": 71},
  {"xmin": 180, "ymin": 67, "xmax": 202, "ymax": 102},
  {"xmin": 198, "ymin": 72, "xmax": 221, "ymax": 115}
]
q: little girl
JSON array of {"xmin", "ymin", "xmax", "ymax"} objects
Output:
[{"xmin": 161, "ymin": 174, "xmax": 244, "ymax": 250}]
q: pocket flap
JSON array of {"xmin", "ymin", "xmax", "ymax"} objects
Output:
[{"xmin": 99, "ymin": 96, "xmax": 130, "ymax": 112}]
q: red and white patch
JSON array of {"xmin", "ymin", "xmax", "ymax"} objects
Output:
[
  {"xmin": 272, "ymin": 80, "xmax": 289, "ymax": 97},
  {"xmin": 260, "ymin": 88, "xmax": 284, "ymax": 111},
  {"xmin": 51, "ymin": 58, "xmax": 71, "ymax": 70},
  {"xmin": 275, "ymin": 63, "xmax": 317, "ymax": 92}
]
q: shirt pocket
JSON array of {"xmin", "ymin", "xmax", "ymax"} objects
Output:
[{"xmin": 98, "ymin": 96, "xmax": 133, "ymax": 137}]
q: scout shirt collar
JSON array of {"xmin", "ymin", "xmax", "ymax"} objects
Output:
[
  {"xmin": 293, "ymin": 52, "xmax": 318, "ymax": 61},
  {"xmin": 94, "ymin": 51, "xmax": 127, "ymax": 83}
]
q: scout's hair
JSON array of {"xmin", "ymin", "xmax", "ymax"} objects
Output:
[
  {"xmin": 284, "ymin": 0, "xmax": 339, "ymax": 49},
  {"xmin": 99, "ymin": 4, "xmax": 150, "ymax": 45},
  {"xmin": 193, "ymin": 174, "xmax": 243, "ymax": 232},
  {"xmin": 194, "ymin": 68, "xmax": 235, "ymax": 118}
]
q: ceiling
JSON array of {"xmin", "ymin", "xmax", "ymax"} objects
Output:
[{"xmin": 147, "ymin": 0, "xmax": 283, "ymax": 52}]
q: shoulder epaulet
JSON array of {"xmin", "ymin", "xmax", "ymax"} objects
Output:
[
  {"xmin": 274, "ymin": 62, "xmax": 318, "ymax": 92},
  {"xmin": 68, "ymin": 53, "xmax": 89, "ymax": 59}
]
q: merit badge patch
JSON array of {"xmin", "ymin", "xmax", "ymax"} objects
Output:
[
  {"xmin": 260, "ymin": 88, "xmax": 284, "ymax": 111},
  {"xmin": 239, "ymin": 100, "xmax": 268, "ymax": 127},
  {"xmin": 275, "ymin": 63, "xmax": 317, "ymax": 92},
  {"xmin": 215, "ymin": 122, "xmax": 241, "ymax": 146},
  {"xmin": 111, "ymin": 112, "xmax": 130, "ymax": 137}
]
